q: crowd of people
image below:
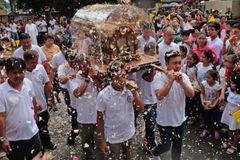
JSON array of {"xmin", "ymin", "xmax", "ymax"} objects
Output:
[
  {"xmin": 0, "ymin": 15, "xmax": 72, "ymax": 55},
  {"xmin": 0, "ymin": 4, "xmax": 239, "ymax": 160}
]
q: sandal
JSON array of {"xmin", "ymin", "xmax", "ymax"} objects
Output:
[{"xmin": 226, "ymin": 145, "xmax": 237, "ymax": 154}]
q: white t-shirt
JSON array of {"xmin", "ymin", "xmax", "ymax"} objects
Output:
[
  {"xmin": 0, "ymin": 78, "xmax": 39, "ymax": 141},
  {"xmin": 196, "ymin": 62, "xmax": 213, "ymax": 84},
  {"xmin": 9, "ymin": 23, "xmax": 18, "ymax": 33},
  {"xmin": 51, "ymin": 51, "xmax": 66, "ymax": 70},
  {"xmin": 13, "ymin": 45, "xmax": 47, "ymax": 64},
  {"xmin": 48, "ymin": 27, "xmax": 57, "ymax": 35},
  {"xmin": 25, "ymin": 64, "xmax": 49, "ymax": 112},
  {"xmin": 96, "ymin": 85, "xmax": 135, "ymax": 144},
  {"xmin": 207, "ymin": 37, "xmax": 223, "ymax": 60},
  {"xmin": 136, "ymin": 70, "xmax": 157, "ymax": 105},
  {"xmin": 182, "ymin": 22, "xmax": 193, "ymax": 31},
  {"xmin": 137, "ymin": 35, "xmax": 156, "ymax": 53},
  {"xmin": 152, "ymin": 72, "xmax": 192, "ymax": 127},
  {"xmin": 58, "ymin": 62, "xmax": 77, "ymax": 108},
  {"xmin": 70, "ymin": 75, "xmax": 98, "ymax": 124},
  {"xmin": 158, "ymin": 41, "xmax": 179, "ymax": 67},
  {"xmin": 216, "ymin": 65, "xmax": 226, "ymax": 86},
  {"xmin": 49, "ymin": 19, "xmax": 56, "ymax": 26},
  {"xmin": 35, "ymin": 20, "xmax": 47, "ymax": 32},
  {"xmin": 201, "ymin": 80, "xmax": 221, "ymax": 102},
  {"xmin": 181, "ymin": 64, "xmax": 196, "ymax": 82}
]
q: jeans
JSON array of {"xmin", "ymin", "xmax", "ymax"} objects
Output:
[
  {"xmin": 135, "ymin": 104, "xmax": 157, "ymax": 148},
  {"xmin": 37, "ymin": 110, "xmax": 52, "ymax": 148},
  {"xmin": 8, "ymin": 133, "xmax": 42, "ymax": 160},
  {"xmin": 12, "ymin": 32, "xmax": 19, "ymax": 40},
  {"xmin": 144, "ymin": 104, "xmax": 157, "ymax": 148},
  {"xmin": 153, "ymin": 123, "xmax": 185, "ymax": 160}
]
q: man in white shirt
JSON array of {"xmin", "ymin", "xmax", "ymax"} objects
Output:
[
  {"xmin": 151, "ymin": 51, "xmax": 194, "ymax": 160},
  {"xmin": 24, "ymin": 50, "xmax": 56, "ymax": 150},
  {"xmin": 0, "ymin": 58, "xmax": 42, "ymax": 160},
  {"xmin": 49, "ymin": 17, "xmax": 56, "ymax": 26},
  {"xmin": 207, "ymin": 22, "xmax": 223, "ymax": 63},
  {"xmin": 36, "ymin": 17, "xmax": 47, "ymax": 33},
  {"xmin": 158, "ymin": 27, "xmax": 179, "ymax": 67},
  {"xmin": 25, "ymin": 19, "xmax": 38, "ymax": 45},
  {"xmin": 70, "ymin": 55, "xmax": 102, "ymax": 159},
  {"xmin": 58, "ymin": 52, "xmax": 79, "ymax": 145},
  {"xmin": 224, "ymin": 23, "xmax": 240, "ymax": 55},
  {"xmin": 51, "ymin": 44, "xmax": 67, "ymax": 103},
  {"xmin": 9, "ymin": 20, "xmax": 19, "ymax": 40},
  {"xmin": 135, "ymin": 68, "xmax": 158, "ymax": 152},
  {"xmin": 181, "ymin": 14, "xmax": 194, "ymax": 31},
  {"xmin": 96, "ymin": 60, "xmax": 144, "ymax": 160},
  {"xmin": 13, "ymin": 33, "xmax": 47, "ymax": 65},
  {"xmin": 137, "ymin": 23, "xmax": 156, "ymax": 53},
  {"xmin": 35, "ymin": 17, "xmax": 48, "ymax": 45},
  {"xmin": 12, "ymin": 33, "xmax": 52, "ymax": 79}
]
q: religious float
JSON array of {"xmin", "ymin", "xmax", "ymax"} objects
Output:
[{"xmin": 71, "ymin": 4, "xmax": 159, "ymax": 75}]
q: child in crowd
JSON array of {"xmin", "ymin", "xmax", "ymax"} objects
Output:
[
  {"xmin": 221, "ymin": 72, "xmax": 240, "ymax": 154},
  {"xmin": 200, "ymin": 69, "xmax": 221, "ymax": 139},
  {"xmin": 179, "ymin": 45, "xmax": 188, "ymax": 66},
  {"xmin": 181, "ymin": 53, "xmax": 200, "ymax": 124},
  {"xmin": 196, "ymin": 50, "xmax": 214, "ymax": 86}
]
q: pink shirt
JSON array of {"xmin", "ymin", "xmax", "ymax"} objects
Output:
[{"xmin": 193, "ymin": 45, "xmax": 217, "ymax": 63}]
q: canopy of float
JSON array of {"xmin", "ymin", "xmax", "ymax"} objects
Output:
[{"xmin": 71, "ymin": 4, "xmax": 151, "ymax": 36}]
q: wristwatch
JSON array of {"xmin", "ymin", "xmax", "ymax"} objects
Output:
[{"xmin": 0, "ymin": 136, "xmax": 6, "ymax": 144}]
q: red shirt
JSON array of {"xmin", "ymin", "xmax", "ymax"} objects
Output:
[{"xmin": 193, "ymin": 45, "xmax": 218, "ymax": 63}]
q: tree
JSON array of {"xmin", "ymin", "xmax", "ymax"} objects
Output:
[{"xmin": 16, "ymin": 0, "xmax": 118, "ymax": 17}]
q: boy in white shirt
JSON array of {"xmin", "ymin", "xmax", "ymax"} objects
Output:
[
  {"xmin": 152, "ymin": 50, "xmax": 194, "ymax": 160},
  {"xmin": 96, "ymin": 60, "xmax": 144, "ymax": 160},
  {"xmin": 207, "ymin": 22, "xmax": 223, "ymax": 63},
  {"xmin": 24, "ymin": 50, "xmax": 56, "ymax": 150},
  {"xmin": 137, "ymin": 23, "xmax": 156, "ymax": 53},
  {"xmin": 58, "ymin": 51, "xmax": 78, "ymax": 145},
  {"xmin": 0, "ymin": 58, "xmax": 43, "ymax": 160},
  {"xmin": 70, "ymin": 55, "xmax": 102, "ymax": 159}
]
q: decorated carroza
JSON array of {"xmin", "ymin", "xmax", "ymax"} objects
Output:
[{"xmin": 71, "ymin": 4, "xmax": 159, "ymax": 73}]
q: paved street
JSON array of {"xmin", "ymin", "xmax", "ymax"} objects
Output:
[{"xmin": 44, "ymin": 100, "xmax": 238, "ymax": 160}]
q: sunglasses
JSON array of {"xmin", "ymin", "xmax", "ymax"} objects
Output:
[{"xmin": 165, "ymin": 50, "xmax": 180, "ymax": 58}]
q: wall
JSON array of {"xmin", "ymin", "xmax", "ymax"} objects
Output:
[
  {"xmin": 231, "ymin": 0, "xmax": 240, "ymax": 19},
  {"xmin": 205, "ymin": 0, "xmax": 240, "ymax": 19}
]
